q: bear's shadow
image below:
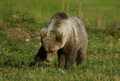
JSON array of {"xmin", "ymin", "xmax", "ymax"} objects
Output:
[
  {"xmin": 0, "ymin": 60, "xmax": 58, "ymax": 69},
  {"xmin": 29, "ymin": 61, "xmax": 58, "ymax": 68}
]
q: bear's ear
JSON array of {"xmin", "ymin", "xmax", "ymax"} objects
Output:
[
  {"xmin": 40, "ymin": 28, "xmax": 48, "ymax": 39},
  {"xmin": 55, "ymin": 33, "xmax": 63, "ymax": 44}
]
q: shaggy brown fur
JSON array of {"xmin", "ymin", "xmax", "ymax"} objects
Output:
[
  {"xmin": 52, "ymin": 12, "xmax": 69, "ymax": 19},
  {"xmin": 52, "ymin": 12, "xmax": 68, "ymax": 28},
  {"xmin": 34, "ymin": 12, "xmax": 88, "ymax": 68}
]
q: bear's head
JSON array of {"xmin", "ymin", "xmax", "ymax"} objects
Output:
[{"xmin": 40, "ymin": 28, "xmax": 63, "ymax": 62}]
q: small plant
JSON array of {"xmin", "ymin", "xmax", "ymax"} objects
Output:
[{"xmin": 76, "ymin": 0, "xmax": 83, "ymax": 19}]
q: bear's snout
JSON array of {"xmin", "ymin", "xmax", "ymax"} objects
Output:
[
  {"xmin": 45, "ymin": 53, "xmax": 54, "ymax": 62},
  {"xmin": 45, "ymin": 59, "xmax": 51, "ymax": 62}
]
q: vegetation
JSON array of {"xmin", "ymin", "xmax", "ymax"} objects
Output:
[{"xmin": 0, "ymin": 0, "xmax": 120, "ymax": 81}]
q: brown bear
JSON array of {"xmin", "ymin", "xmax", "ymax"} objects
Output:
[{"xmin": 34, "ymin": 12, "xmax": 88, "ymax": 68}]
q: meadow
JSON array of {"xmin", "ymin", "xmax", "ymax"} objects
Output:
[{"xmin": 0, "ymin": 0, "xmax": 120, "ymax": 81}]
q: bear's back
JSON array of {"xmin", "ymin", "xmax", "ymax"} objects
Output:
[
  {"xmin": 69, "ymin": 16, "xmax": 87, "ymax": 39},
  {"xmin": 46, "ymin": 12, "xmax": 87, "ymax": 48}
]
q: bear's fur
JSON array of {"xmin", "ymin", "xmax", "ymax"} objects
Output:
[{"xmin": 34, "ymin": 12, "xmax": 88, "ymax": 68}]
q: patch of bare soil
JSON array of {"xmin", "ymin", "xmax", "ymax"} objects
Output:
[{"xmin": 1, "ymin": 26, "xmax": 40, "ymax": 42}]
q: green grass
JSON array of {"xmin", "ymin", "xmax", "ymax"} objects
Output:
[{"xmin": 0, "ymin": 0, "xmax": 120, "ymax": 81}]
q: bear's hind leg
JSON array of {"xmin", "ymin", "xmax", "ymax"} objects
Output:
[{"xmin": 76, "ymin": 48, "xmax": 86, "ymax": 65}]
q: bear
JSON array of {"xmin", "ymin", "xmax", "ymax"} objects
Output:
[
  {"xmin": 34, "ymin": 12, "xmax": 88, "ymax": 68},
  {"xmin": 34, "ymin": 46, "xmax": 47, "ymax": 65}
]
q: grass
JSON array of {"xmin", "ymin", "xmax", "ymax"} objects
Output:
[{"xmin": 0, "ymin": 0, "xmax": 120, "ymax": 81}]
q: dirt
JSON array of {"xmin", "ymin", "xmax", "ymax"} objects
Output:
[{"xmin": 1, "ymin": 25, "xmax": 40, "ymax": 42}]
